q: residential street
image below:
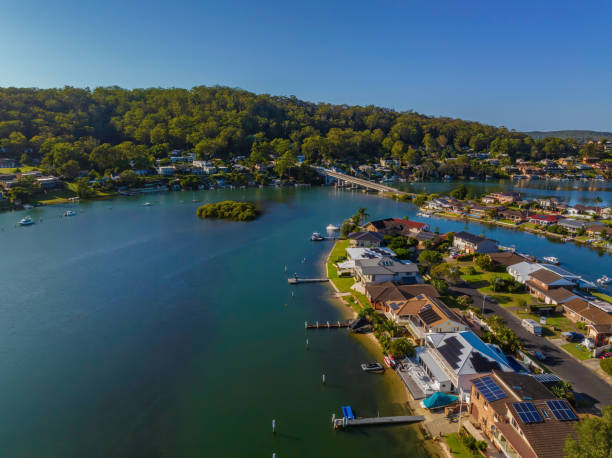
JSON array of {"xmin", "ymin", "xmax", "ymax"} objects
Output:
[{"xmin": 450, "ymin": 285, "xmax": 612, "ymax": 408}]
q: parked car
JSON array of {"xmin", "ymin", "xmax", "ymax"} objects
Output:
[
  {"xmin": 562, "ymin": 332, "xmax": 584, "ymax": 342},
  {"xmin": 599, "ymin": 352, "xmax": 612, "ymax": 359}
]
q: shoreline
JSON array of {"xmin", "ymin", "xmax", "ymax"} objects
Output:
[{"xmin": 322, "ymin": 240, "xmax": 446, "ymax": 457}]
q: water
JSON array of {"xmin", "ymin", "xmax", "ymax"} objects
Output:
[{"xmin": 1, "ymin": 186, "xmax": 611, "ymax": 457}]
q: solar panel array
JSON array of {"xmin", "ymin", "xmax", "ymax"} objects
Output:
[
  {"xmin": 513, "ymin": 402, "xmax": 543, "ymax": 424},
  {"xmin": 473, "ymin": 376, "xmax": 507, "ymax": 402},
  {"xmin": 546, "ymin": 400, "xmax": 578, "ymax": 421},
  {"xmin": 532, "ymin": 373, "xmax": 561, "ymax": 384}
]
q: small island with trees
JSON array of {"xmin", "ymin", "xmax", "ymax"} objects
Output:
[{"xmin": 196, "ymin": 200, "xmax": 260, "ymax": 221}]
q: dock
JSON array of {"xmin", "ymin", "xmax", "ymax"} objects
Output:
[
  {"xmin": 333, "ymin": 415, "xmax": 424, "ymax": 429},
  {"xmin": 288, "ymin": 277, "xmax": 329, "ymax": 284},
  {"xmin": 305, "ymin": 320, "xmax": 349, "ymax": 329}
]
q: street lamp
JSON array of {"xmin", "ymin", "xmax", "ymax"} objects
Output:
[{"xmin": 482, "ymin": 294, "xmax": 487, "ymax": 316}]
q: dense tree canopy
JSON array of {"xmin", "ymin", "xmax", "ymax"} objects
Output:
[{"xmin": 0, "ymin": 86, "xmax": 588, "ymax": 177}]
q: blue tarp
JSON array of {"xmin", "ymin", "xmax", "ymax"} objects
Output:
[{"xmin": 422, "ymin": 392, "xmax": 458, "ymax": 409}]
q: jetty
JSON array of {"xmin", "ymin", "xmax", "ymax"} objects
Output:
[
  {"xmin": 305, "ymin": 320, "xmax": 349, "ymax": 329},
  {"xmin": 288, "ymin": 277, "xmax": 329, "ymax": 284},
  {"xmin": 332, "ymin": 415, "xmax": 424, "ymax": 429}
]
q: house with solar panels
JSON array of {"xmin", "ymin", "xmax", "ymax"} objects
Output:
[
  {"xmin": 415, "ymin": 331, "xmax": 514, "ymax": 394},
  {"xmin": 469, "ymin": 371, "xmax": 578, "ymax": 458}
]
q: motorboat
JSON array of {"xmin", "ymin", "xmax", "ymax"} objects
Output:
[
  {"xmin": 597, "ymin": 275, "xmax": 610, "ymax": 286},
  {"xmin": 384, "ymin": 354, "xmax": 397, "ymax": 369},
  {"xmin": 416, "ymin": 212, "xmax": 431, "ymax": 218},
  {"xmin": 23, "ymin": 204, "xmax": 33, "ymax": 209},
  {"xmin": 64, "ymin": 210, "xmax": 76, "ymax": 217},
  {"xmin": 19, "ymin": 216, "xmax": 34, "ymax": 226},
  {"xmin": 143, "ymin": 202, "xmax": 152, "ymax": 207},
  {"xmin": 542, "ymin": 256, "xmax": 559, "ymax": 265},
  {"xmin": 361, "ymin": 362, "xmax": 384, "ymax": 373},
  {"xmin": 311, "ymin": 232, "xmax": 324, "ymax": 241},
  {"xmin": 326, "ymin": 224, "xmax": 340, "ymax": 231}
]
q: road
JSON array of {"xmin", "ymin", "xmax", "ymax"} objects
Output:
[{"xmin": 450, "ymin": 285, "xmax": 612, "ymax": 408}]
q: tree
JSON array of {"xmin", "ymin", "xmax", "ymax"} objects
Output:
[
  {"xmin": 450, "ymin": 184, "xmax": 468, "ymax": 200},
  {"xmin": 430, "ymin": 263, "xmax": 461, "ymax": 284},
  {"xmin": 551, "ymin": 381, "xmax": 575, "ymax": 405},
  {"xmin": 60, "ymin": 160, "xmax": 81, "ymax": 180},
  {"xmin": 564, "ymin": 406, "xmax": 612, "ymax": 458},
  {"xmin": 355, "ymin": 208, "xmax": 369, "ymax": 225},
  {"xmin": 418, "ymin": 250, "xmax": 442, "ymax": 266},
  {"xmin": 274, "ymin": 150, "xmax": 297, "ymax": 179},
  {"xmin": 474, "ymin": 254, "xmax": 493, "ymax": 271},
  {"xmin": 74, "ymin": 178, "xmax": 96, "ymax": 198},
  {"xmin": 389, "ymin": 337, "xmax": 414, "ymax": 359}
]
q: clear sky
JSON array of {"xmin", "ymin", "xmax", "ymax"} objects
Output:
[{"xmin": 0, "ymin": 0, "xmax": 610, "ymax": 132}]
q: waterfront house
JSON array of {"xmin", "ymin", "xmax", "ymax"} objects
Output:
[
  {"xmin": 497, "ymin": 209, "xmax": 526, "ymax": 223},
  {"xmin": 346, "ymin": 246, "xmax": 396, "ymax": 261},
  {"xmin": 526, "ymin": 269, "xmax": 575, "ymax": 301},
  {"xmin": 488, "ymin": 192, "xmax": 520, "ymax": 204},
  {"xmin": 487, "ymin": 252, "xmax": 529, "ymax": 268},
  {"xmin": 586, "ymin": 224, "xmax": 612, "ymax": 237},
  {"xmin": 572, "ymin": 204, "xmax": 601, "ymax": 217},
  {"xmin": 365, "ymin": 282, "xmax": 439, "ymax": 308},
  {"xmin": 527, "ymin": 214, "xmax": 559, "ymax": 226},
  {"xmin": 347, "ymin": 231, "xmax": 385, "ymax": 247},
  {"xmin": 469, "ymin": 371, "xmax": 578, "ymax": 458},
  {"xmin": 156, "ymin": 166, "xmax": 176, "ymax": 176},
  {"xmin": 364, "ymin": 218, "xmax": 429, "ymax": 236},
  {"xmin": 384, "ymin": 295, "xmax": 469, "ymax": 335},
  {"xmin": 36, "ymin": 176, "xmax": 61, "ymax": 189},
  {"xmin": 416, "ymin": 331, "xmax": 514, "ymax": 394},
  {"xmin": 353, "ymin": 257, "xmax": 418, "ymax": 284},
  {"xmin": 453, "ymin": 231, "xmax": 498, "ymax": 254},
  {"xmin": 558, "ymin": 218, "xmax": 587, "ymax": 234}
]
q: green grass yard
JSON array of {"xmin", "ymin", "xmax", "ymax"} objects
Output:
[
  {"xmin": 592, "ymin": 292, "xmax": 612, "ymax": 304},
  {"xmin": 326, "ymin": 239, "xmax": 365, "ymax": 312},
  {"xmin": 0, "ymin": 166, "xmax": 39, "ymax": 174},
  {"xmin": 562, "ymin": 342, "xmax": 593, "ymax": 361},
  {"xmin": 444, "ymin": 433, "xmax": 479, "ymax": 458}
]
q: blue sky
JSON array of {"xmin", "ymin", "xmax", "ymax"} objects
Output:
[{"xmin": 0, "ymin": 0, "xmax": 610, "ymax": 131}]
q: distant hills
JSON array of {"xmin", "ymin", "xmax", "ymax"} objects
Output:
[{"xmin": 525, "ymin": 130, "xmax": 612, "ymax": 141}]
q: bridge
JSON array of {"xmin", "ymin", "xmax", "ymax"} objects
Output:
[{"xmin": 315, "ymin": 167, "xmax": 408, "ymax": 194}]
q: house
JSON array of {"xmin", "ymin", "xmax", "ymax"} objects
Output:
[
  {"xmin": 347, "ymin": 231, "xmax": 385, "ymax": 247},
  {"xmin": 192, "ymin": 161, "xmax": 217, "ymax": 174},
  {"xmin": 572, "ymin": 204, "xmax": 601, "ymax": 216},
  {"xmin": 469, "ymin": 371, "xmax": 578, "ymax": 458},
  {"xmin": 353, "ymin": 257, "xmax": 419, "ymax": 284},
  {"xmin": 365, "ymin": 282, "xmax": 439, "ymax": 308},
  {"xmin": 364, "ymin": 218, "xmax": 429, "ymax": 236},
  {"xmin": 346, "ymin": 246, "xmax": 396, "ymax": 261},
  {"xmin": 498, "ymin": 209, "xmax": 526, "ymax": 223},
  {"xmin": 526, "ymin": 269, "xmax": 575, "ymax": 301},
  {"xmin": 415, "ymin": 331, "xmax": 514, "ymax": 394},
  {"xmin": 488, "ymin": 252, "xmax": 529, "ymax": 268},
  {"xmin": 453, "ymin": 231, "xmax": 498, "ymax": 254},
  {"xmin": 413, "ymin": 230, "xmax": 442, "ymax": 248},
  {"xmin": 586, "ymin": 224, "xmax": 612, "ymax": 237},
  {"xmin": 528, "ymin": 214, "xmax": 559, "ymax": 226},
  {"xmin": 507, "ymin": 262, "xmax": 580, "ymax": 285},
  {"xmin": 561, "ymin": 298, "xmax": 612, "ymax": 346},
  {"xmin": 558, "ymin": 218, "xmax": 587, "ymax": 234},
  {"xmin": 0, "ymin": 158, "xmax": 16, "ymax": 168},
  {"xmin": 156, "ymin": 166, "xmax": 176, "ymax": 176},
  {"xmin": 489, "ymin": 192, "xmax": 520, "ymax": 204},
  {"xmin": 36, "ymin": 176, "xmax": 61, "ymax": 189}
]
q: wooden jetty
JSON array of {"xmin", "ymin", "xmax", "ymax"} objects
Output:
[
  {"xmin": 305, "ymin": 320, "xmax": 349, "ymax": 329},
  {"xmin": 333, "ymin": 415, "xmax": 424, "ymax": 429},
  {"xmin": 288, "ymin": 277, "xmax": 329, "ymax": 284}
]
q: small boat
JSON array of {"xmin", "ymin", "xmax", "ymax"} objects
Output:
[
  {"xmin": 143, "ymin": 202, "xmax": 152, "ymax": 207},
  {"xmin": 326, "ymin": 224, "xmax": 340, "ymax": 231},
  {"xmin": 23, "ymin": 204, "xmax": 33, "ymax": 210},
  {"xmin": 597, "ymin": 275, "xmax": 611, "ymax": 286},
  {"xmin": 19, "ymin": 216, "xmax": 34, "ymax": 226},
  {"xmin": 542, "ymin": 256, "xmax": 559, "ymax": 265},
  {"xmin": 416, "ymin": 212, "xmax": 431, "ymax": 218},
  {"xmin": 384, "ymin": 354, "xmax": 396, "ymax": 369},
  {"xmin": 361, "ymin": 362, "xmax": 385, "ymax": 373},
  {"xmin": 64, "ymin": 210, "xmax": 76, "ymax": 217},
  {"xmin": 311, "ymin": 232, "xmax": 324, "ymax": 241}
]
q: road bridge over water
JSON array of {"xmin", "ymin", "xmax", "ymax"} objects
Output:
[{"xmin": 315, "ymin": 167, "xmax": 411, "ymax": 195}]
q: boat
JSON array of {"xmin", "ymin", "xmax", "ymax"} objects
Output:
[
  {"xmin": 542, "ymin": 256, "xmax": 559, "ymax": 265},
  {"xmin": 597, "ymin": 275, "xmax": 611, "ymax": 286},
  {"xmin": 326, "ymin": 224, "xmax": 340, "ymax": 231},
  {"xmin": 384, "ymin": 354, "xmax": 396, "ymax": 369},
  {"xmin": 64, "ymin": 210, "xmax": 76, "ymax": 217},
  {"xmin": 18, "ymin": 216, "xmax": 34, "ymax": 226},
  {"xmin": 143, "ymin": 202, "xmax": 152, "ymax": 207},
  {"xmin": 311, "ymin": 232, "xmax": 324, "ymax": 241},
  {"xmin": 416, "ymin": 212, "xmax": 431, "ymax": 218},
  {"xmin": 23, "ymin": 204, "xmax": 33, "ymax": 210},
  {"xmin": 361, "ymin": 362, "xmax": 385, "ymax": 373}
]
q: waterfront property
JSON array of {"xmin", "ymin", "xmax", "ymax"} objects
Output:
[
  {"xmin": 353, "ymin": 257, "xmax": 419, "ymax": 284},
  {"xmin": 558, "ymin": 218, "xmax": 587, "ymax": 234},
  {"xmin": 469, "ymin": 371, "xmax": 578, "ymax": 458},
  {"xmin": 365, "ymin": 282, "xmax": 440, "ymax": 308},
  {"xmin": 415, "ymin": 331, "xmax": 514, "ymax": 394},
  {"xmin": 347, "ymin": 231, "xmax": 385, "ymax": 247},
  {"xmin": 364, "ymin": 217, "xmax": 429, "ymax": 236},
  {"xmin": 453, "ymin": 231, "xmax": 498, "ymax": 254},
  {"xmin": 525, "ymin": 269, "xmax": 576, "ymax": 301}
]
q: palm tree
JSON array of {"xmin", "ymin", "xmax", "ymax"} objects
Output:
[{"xmin": 355, "ymin": 207, "xmax": 369, "ymax": 225}]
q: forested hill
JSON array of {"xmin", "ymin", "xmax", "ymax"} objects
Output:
[
  {"xmin": 0, "ymin": 86, "xmax": 581, "ymax": 174},
  {"xmin": 525, "ymin": 130, "xmax": 612, "ymax": 141}
]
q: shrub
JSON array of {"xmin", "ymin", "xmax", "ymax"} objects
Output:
[
  {"xmin": 601, "ymin": 357, "xmax": 612, "ymax": 375},
  {"xmin": 457, "ymin": 253, "xmax": 473, "ymax": 261},
  {"xmin": 474, "ymin": 254, "xmax": 493, "ymax": 271}
]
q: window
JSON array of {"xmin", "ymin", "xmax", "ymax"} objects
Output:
[
  {"xmin": 475, "ymin": 392, "xmax": 480, "ymax": 400},
  {"xmin": 541, "ymin": 409, "xmax": 550, "ymax": 419}
]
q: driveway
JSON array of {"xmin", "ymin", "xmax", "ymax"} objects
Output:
[{"xmin": 450, "ymin": 285, "xmax": 612, "ymax": 409}]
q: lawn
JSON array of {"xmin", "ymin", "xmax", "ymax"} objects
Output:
[
  {"xmin": 515, "ymin": 310, "xmax": 580, "ymax": 338},
  {"xmin": 326, "ymin": 239, "xmax": 366, "ymax": 312},
  {"xmin": 599, "ymin": 219, "xmax": 612, "ymax": 227},
  {"xmin": 0, "ymin": 166, "xmax": 39, "ymax": 174},
  {"xmin": 444, "ymin": 433, "xmax": 479, "ymax": 458},
  {"xmin": 592, "ymin": 292, "xmax": 612, "ymax": 304},
  {"xmin": 562, "ymin": 342, "xmax": 593, "ymax": 361}
]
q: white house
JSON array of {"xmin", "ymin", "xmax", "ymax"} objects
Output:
[
  {"xmin": 353, "ymin": 257, "xmax": 418, "ymax": 284},
  {"xmin": 156, "ymin": 166, "xmax": 176, "ymax": 176}
]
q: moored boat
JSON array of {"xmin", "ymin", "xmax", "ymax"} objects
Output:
[
  {"xmin": 311, "ymin": 232, "xmax": 324, "ymax": 241},
  {"xmin": 143, "ymin": 202, "xmax": 152, "ymax": 207},
  {"xmin": 19, "ymin": 216, "xmax": 34, "ymax": 226},
  {"xmin": 361, "ymin": 362, "xmax": 384, "ymax": 372},
  {"xmin": 64, "ymin": 210, "xmax": 76, "ymax": 217},
  {"xmin": 326, "ymin": 224, "xmax": 340, "ymax": 231},
  {"xmin": 597, "ymin": 275, "xmax": 610, "ymax": 286},
  {"xmin": 542, "ymin": 256, "xmax": 559, "ymax": 265}
]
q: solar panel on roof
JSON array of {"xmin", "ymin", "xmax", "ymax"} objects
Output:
[
  {"xmin": 513, "ymin": 402, "xmax": 543, "ymax": 424},
  {"xmin": 473, "ymin": 376, "xmax": 507, "ymax": 402},
  {"xmin": 419, "ymin": 306, "xmax": 442, "ymax": 325},
  {"xmin": 532, "ymin": 373, "xmax": 561, "ymax": 384},
  {"xmin": 437, "ymin": 336, "xmax": 463, "ymax": 369},
  {"xmin": 470, "ymin": 352, "xmax": 501, "ymax": 373},
  {"xmin": 546, "ymin": 400, "xmax": 578, "ymax": 421}
]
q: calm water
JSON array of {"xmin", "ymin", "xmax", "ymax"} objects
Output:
[{"xmin": 1, "ymin": 185, "xmax": 612, "ymax": 457}]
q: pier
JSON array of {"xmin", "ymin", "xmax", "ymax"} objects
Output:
[
  {"xmin": 288, "ymin": 277, "xmax": 329, "ymax": 284},
  {"xmin": 305, "ymin": 320, "xmax": 349, "ymax": 329},
  {"xmin": 333, "ymin": 415, "xmax": 424, "ymax": 429}
]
